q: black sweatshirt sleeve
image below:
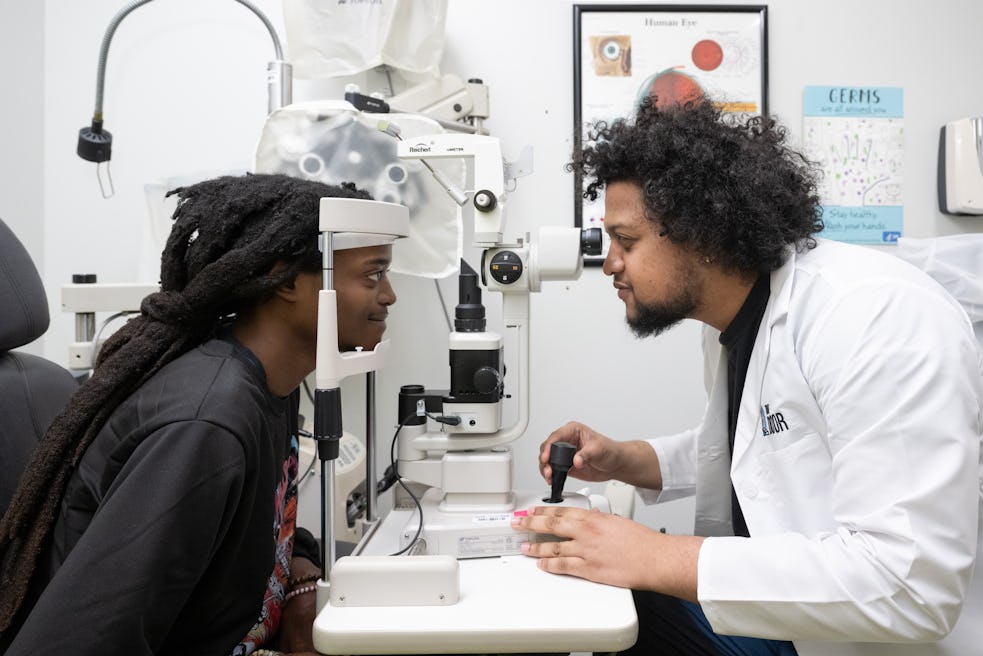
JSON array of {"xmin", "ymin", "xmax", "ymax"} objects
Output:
[{"xmin": 6, "ymin": 422, "xmax": 247, "ymax": 656}]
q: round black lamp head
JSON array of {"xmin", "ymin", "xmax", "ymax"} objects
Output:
[{"xmin": 77, "ymin": 120, "xmax": 113, "ymax": 163}]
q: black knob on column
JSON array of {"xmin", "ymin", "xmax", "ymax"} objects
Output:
[{"xmin": 544, "ymin": 442, "xmax": 576, "ymax": 503}]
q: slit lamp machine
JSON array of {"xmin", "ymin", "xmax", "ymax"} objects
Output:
[{"xmin": 310, "ymin": 127, "xmax": 638, "ymax": 654}]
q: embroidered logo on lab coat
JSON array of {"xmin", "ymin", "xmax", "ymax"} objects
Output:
[{"xmin": 760, "ymin": 404, "xmax": 789, "ymax": 436}]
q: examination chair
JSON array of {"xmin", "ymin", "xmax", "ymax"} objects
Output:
[{"xmin": 0, "ymin": 218, "xmax": 78, "ymax": 515}]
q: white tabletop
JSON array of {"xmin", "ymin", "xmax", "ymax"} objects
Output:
[{"xmin": 313, "ymin": 509, "xmax": 638, "ymax": 654}]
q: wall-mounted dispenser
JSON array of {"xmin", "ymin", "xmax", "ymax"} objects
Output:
[{"xmin": 938, "ymin": 116, "xmax": 983, "ymax": 215}]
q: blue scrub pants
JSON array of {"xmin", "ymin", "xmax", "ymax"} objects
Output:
[{"xmin": 615, "ymin": 590, "xmax": 799, "ymax": 656}]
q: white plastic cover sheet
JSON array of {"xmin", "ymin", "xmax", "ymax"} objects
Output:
[
  {"xmin": 895, "ymin": 234, "xmax": 983, "ymax": 656},
  {"xmin": 254, "ymin": 100, "xmax": 464, "ymax": 278},
  {"xmin": 896, "ymin": 234, "xmax": 983, "ymax": 343},
  {"xmin": 282, "ymin": 0, "xmax": 448, "ymax": 79}
]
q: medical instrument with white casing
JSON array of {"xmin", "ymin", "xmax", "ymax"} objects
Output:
[
  {"xmin": 387, "ymin": 127, "xmax": 604, "ymax": 559},
  {"xmin": 315, "ymin": 126, "xmax": 602, "ymax": 570},
  {"xmin": 311, "ymin": 127, "xmax": 639, "ymax": 656}
]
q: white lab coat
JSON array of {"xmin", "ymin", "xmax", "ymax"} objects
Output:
[{"xmin": 644, "ymin": 239, "xmax": 983, "ymax": 655}]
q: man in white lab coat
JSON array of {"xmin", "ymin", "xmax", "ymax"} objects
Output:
[{"xmin": 512, "ymin": 97, "xmax": 983, "ymax": 655}]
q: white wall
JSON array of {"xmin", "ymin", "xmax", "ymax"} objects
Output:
[
  {"xmin": 0, "ymin": 0, "xmax": 45, "ymax": 356},
  {"xmin": 4, "ymin": 0, "xmax": 983, "ymax": 536}
]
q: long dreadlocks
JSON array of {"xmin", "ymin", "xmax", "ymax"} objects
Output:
[{"xmin": 0, "ymin": 173, "xmax": 370, "ymax": 633}]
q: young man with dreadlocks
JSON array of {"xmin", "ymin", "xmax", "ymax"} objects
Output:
[
  {"xmin": 0, "ymin": 173, "xmax": 398, "ymax": 656},
  {"xmin": 511, "ymin": 98, "xmax": 983, "ymax": 655}
]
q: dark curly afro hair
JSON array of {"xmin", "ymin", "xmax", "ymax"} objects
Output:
[{"xmin": 570, "ymin": 97, "xmax": 824, "ymax": 274}]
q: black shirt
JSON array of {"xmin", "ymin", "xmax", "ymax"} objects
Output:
[
  {"xmin": 6, "ymin": 337, "xmax": 313, "ymax": 656},
  {"xmin": 718, "ymin": 272, "xmax": 771, "ymax": 538}
]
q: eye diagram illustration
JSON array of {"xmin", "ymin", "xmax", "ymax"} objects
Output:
[
  {"xmin": 637, "ymin": 68, "xmax": 706, "ymax": 108},
  {"xmin": 691, "ymin": 39, "xmax": 724, "ymax": 71},
  {"xmin": 589, "ymin": 35, "xmax": 632, "ymax": 77}
]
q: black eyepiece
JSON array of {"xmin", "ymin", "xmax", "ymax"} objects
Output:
[{"xmin": 580, "ymin": 228, "xmax": 602, "ymax": 256}]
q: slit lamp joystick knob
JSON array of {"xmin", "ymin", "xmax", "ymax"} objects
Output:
[{"xmin": 544, "ymin": 442, "xmax": 576, "ymax": 503}]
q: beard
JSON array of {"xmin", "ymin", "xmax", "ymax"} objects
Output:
[
  {"xmin": 626, "ymin": 292, "xmax": 696, "ymax": 338},
  {"xmin": 625, "ymin": 261, "xmax": 700, "ymax": 338}
]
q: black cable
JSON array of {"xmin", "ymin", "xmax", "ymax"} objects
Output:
[
  {"xmin": 294, "ymin": 425, "xmax": 316, "ymax": 492},
  {"xmin": 344, "ymin": 463, "xmax": 400, "ymax": 525},
  {"xmin": 388, "ymin": 415, "xmax": 424, "ymax": 556},
  {"xmin": 299, "ymin": 377, "xmax": 394, "ymax": 527},
  {"xmin": 430, "ymin": 413, "xmax": 461, "ymax": 426},
  {"xmin": 345, "ymin": 410, "xmax": 459, "ymax": 524},
  {"xmin": 385, "ymin": 411, "xmax": 465, "ymax": 556},
  {"xmin": 294, "ymin": 381, "xmax": 315, "ymax": 494},
  {"xmin": 301, "ymin": 392, "xmax": 460, "ymax": 552}
]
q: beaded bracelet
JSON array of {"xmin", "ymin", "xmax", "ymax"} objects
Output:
[
  {"xmin": 287, "ymin": 573, "xmax": 321, "ymax": 588},
  {"xmin": 284, "ymin": 583, "xmax": 317, "ymax": 603},
  {"xmin": 252, "ymin": 650, "xmax": 285, "ymax": 656}
]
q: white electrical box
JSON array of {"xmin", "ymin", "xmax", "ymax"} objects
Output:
[
  {"xmin": 328, "ymin": 555, "xmax": 459, "ymax": 607},
  {"xmin": 939, "ymin": 117, "xmax": 983, "ymax": 215}
]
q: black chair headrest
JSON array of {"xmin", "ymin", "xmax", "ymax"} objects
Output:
[{"xmin": 0, "ymin": 218, "xmax": 50, "ymax": 351}]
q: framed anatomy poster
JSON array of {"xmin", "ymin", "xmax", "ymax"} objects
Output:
[{"xmin": 573, "ymin": 4, "xmax": 768, "ymax": 264}]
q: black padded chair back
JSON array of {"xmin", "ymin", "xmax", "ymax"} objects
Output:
[{"xmin": 0, "ymin": 218, "xmax": 78, "ymax": 515}]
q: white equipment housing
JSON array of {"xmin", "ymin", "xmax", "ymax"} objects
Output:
[{"xmin": 939, "ymin": 117, "xmax": 983, "ymax": 215}]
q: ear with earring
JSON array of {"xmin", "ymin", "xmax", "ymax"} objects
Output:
[{"xmin": 703, "ymin": 255, "xmax": 714, "ymax": 264}]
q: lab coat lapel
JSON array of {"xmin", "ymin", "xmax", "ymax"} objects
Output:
[
  {"xmin": 731, "ymin": 250, "xmax": 797, "ymax": 469},
  {"xmin": 695, "ymin": 346, "xmax": 735, "ymax": 537}
]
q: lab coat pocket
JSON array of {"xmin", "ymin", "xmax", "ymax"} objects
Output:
[{"xmin": 758, "ymin": 431, "xmax": 834, "ymax": 534}]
